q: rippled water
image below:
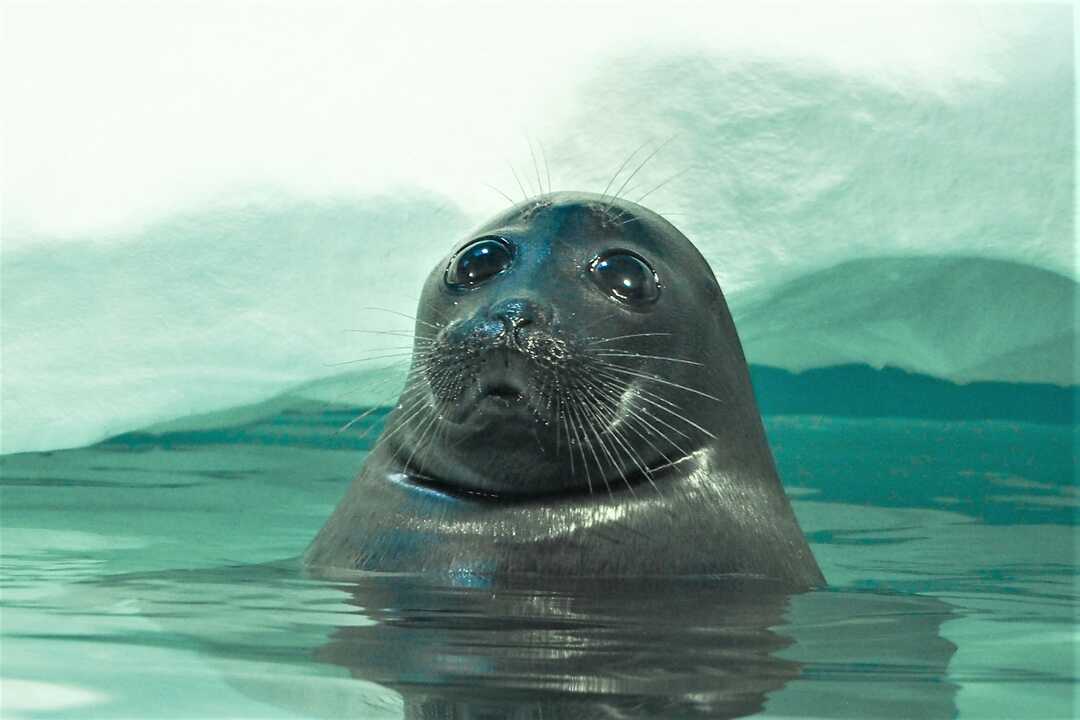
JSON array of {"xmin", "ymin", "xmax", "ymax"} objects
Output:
[{"xmin": 1, "ymin": 409, "xmax": 1075, "ymax": 718}]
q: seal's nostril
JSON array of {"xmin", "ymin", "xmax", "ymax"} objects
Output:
[
  {"xmin": 496, "ymin": 314, "xmax": 529, "ymax": 333},
  {"xmin": 489, "ymin": 297, "xmax": 549, "ymax": 333}
]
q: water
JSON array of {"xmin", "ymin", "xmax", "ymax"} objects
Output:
[
  {"xmin": 2, "ymin": 407, "xmax": 1074, "ymax": 718},
  {"xmin": 3, "ymin": 4, "xmax": 1073, "ymax": 716}
]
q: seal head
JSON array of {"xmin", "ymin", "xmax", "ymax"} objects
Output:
[{"xmin": 306, "ymin": 191, "xmax": 824, "ymax": 587}]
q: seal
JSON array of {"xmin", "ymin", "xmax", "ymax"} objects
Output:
[{"xmin": 306, "ymin": 191, "xmax": 824, "ymax": 587}]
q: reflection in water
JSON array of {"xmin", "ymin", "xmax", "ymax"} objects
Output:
[
  {"xmin": 52, "ymin": 561, "xmax": 958, "ymax": 719},
  {"xmin": 312, "ymin": 572, "xmax": 960, "ymax": 719},
  {"xmin": 5, "ymin": 408, "xmax": 1014, "ymax": 718},
  {"xmin": 315, "ymin": 574, "xmax": 802, "ymax": 719}
]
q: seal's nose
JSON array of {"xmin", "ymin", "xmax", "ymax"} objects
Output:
[{"xmin": 489, "ymin": 297, "xmax": 551, "ymax": 331}]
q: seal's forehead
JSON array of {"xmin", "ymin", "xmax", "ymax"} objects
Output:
[
  {"xmin": 473, "ymin": 191, "xmax": 695, "ymax": 258},
  {"xmin": 523, "ymin": 190, "xmax": 647, "ymax": 225},
  {"xmin": 477, "ymin": 192, "xmax": 605, "ymax": 228}
]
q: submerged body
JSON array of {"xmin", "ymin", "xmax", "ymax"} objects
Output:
[{"xmin": 306, "ymin": 192, "xmax": 824, "ymax": 587}]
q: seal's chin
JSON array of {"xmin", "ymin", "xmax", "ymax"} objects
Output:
[{"xmin": 396, "ymin": 451, "xmax": 687, "ymax": 504}]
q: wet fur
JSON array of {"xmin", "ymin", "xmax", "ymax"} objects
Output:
[{"xmin": 307, "ymin": 191, "xmax": 825, "ymax": 587}]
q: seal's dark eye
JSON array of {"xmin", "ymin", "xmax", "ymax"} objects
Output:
[
  {"xmin": 589, "ymin": 251, "xmax": 660, "ymax": 304},
  {"xmin": 445, "ymin": 236, "xmax": 514, "ymax": 287}
]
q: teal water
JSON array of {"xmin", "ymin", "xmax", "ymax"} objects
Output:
[
  {"xmin": 2, "ymin": 4, "xmax": 1073, "ymax": 717},
  {"xmin": 1, "ymin": 407, "xmax": 1075, "ymax": 718}
]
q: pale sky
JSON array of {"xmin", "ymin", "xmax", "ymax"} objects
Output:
[
  {"xmin": 1, "ymin": 1, "xmax": 1072, "ymax": 454},
  {"xmin": 2, "ymin": 1, "xmax": 1037, "ymax": 246}
]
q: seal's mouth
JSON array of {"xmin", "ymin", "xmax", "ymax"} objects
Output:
[
  {"xmin": 478, "ymin": 380, "xmax": 526, "ymax": 405},
  {"xmin": 460, "ymin": 350, "xmax": 535, "ymax": 417}
]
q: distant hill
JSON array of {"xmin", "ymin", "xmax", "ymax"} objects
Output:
[
  {"xmin": 750, "ymin": 364, "xmax": 1075, "ymax": 425},
  {"xmin": 5, "ymin": 244, "xmax": 1076, "ymax": 456},
  {"xmin": 732, "ymin": 256, "xmax": 1077, "ymax": 386},
  {"xmin": 107, "ymin": 362, "xmax": 1073, "ymax": 452}
]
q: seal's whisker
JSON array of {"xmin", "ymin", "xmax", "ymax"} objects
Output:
[
  {"xmin": 534, "ymin": 369, "xmax": 562, "ymax": 457},
  {"xmin": 549, "ymin": 373, "xmax": 562, "ymax": 458},
  {"xmin": 591, "ymin": 369, "xmax": 685, "ymax": 411},
  {"xmin": 346, "ymin": 381, "xmax": 429, "ymax": 438},
  {"xmin": 565, "ymin": 390, "xmax": 600, "ymax": 495},
  {"xmin": 539, "ymin": 139, "xmax": 552, "ymax": 195},
  {"xmin": 334, "ymin": 373, "xmax": 419, "ymax": 431},
  {"xmin": 611, "ymin": 135, "xmax": 675, "ymax": 204},
  {"xmin": 604, "ymin": 386, "xmax": 704, "ymax": 442},
  {"xmin": 594, "ymin": 362, "xmax": 723, "ymax": 404},
  {"xmin": 580, "ymin": 375, "xmax": 683, "ymax": 464},
  {"xmin": 577, "ymin": 388, "xmax": 657, "ymax": 496},
  {"xmin": 588, "ymin": 374, "xmax": 694, "ymax": 447},
  {"xmin": 387, "ymin": 404, "xmax": 434, "ymax": 467},
  {"xmin": 528, "ymin": 137, "xmax": 544, "ymax": 199},
  {"xmin": 407, "ymin": 295, "xmax": 450, "ymax": 325},
  {"xmin": 590, "ymin": 372, "xmax": 697, "ymax": 441},
  {"xmin": 600, "ymin": 140, "xmax": 653, "ymax": 205},
  {"xmin": 403, "ymin": 406, "xmax": 442, "ymax": 474},
  {"xmin": 578, "ymin": 383, "xmax": 623, "ymax": 469},
  {"xmin": 338, "ymin": 407, "xmax": 384, "ymax": 435},
  {"xmin": 619, "ymin": 389, "xmax": 717, "ymax": 441},
  {"xmin": 336, "ymin": 354, "xmax": 418, "ymax": 378},
  {"xmin": 635, "ymin": 166, "xmax": 693, "ymax": 205},
  {"xmin": 623, "ymin": 405, "xmax": 692, "ymax": 455},
  {"xmin": 587, "ymin": 333, "xmax": 673, "ymax": 346},
  {"xmin": 595, "ymin": 351, "xmax": 704, "ymax": 367},
  {"xmin": 561, "ymin": 388, "xmax": 578, "ymax": 479},
  {"xmin": 577, "ymin": 392, "xmax": 635, "ymax": 497},
  {"xmin": 338, "ymin": 395, "xmax": 403, "ymax": 435},
  {"xmin": 326, "ymin": 351, "xmax": 423, "ymax": 369},
  {"xmin": 604, "ymin": 415, "xmax": 663, "ymax": 499},
  {"xmin": 371, "ymin": 405, "xmax": 431, "ymax": 452},
  {"xmin": 358, "ymin": 306, "xmax": 445, "ymax": 331},
  {"xmin": 345, "ymin": 329, "xmax": 435, "ymax": 344},
  {"xmin": 508, "ymin": 162, "xmax": 530, "ymax": 202},
  {"xmin": 540, "ymin": 368, "xmax": 572, "ymax": 469},
  {"xmin": 558, "ymin": 387, "xmax": 574, "ymax": 472},
  {"xmin": 326, "ymin": 351, "xmax": 429, "ymax": 368},
  {"xmin": 353, "ymin": 404, "xmax": 411, "ymax": 442},
  {"xmin": 331, "ymin": 375, "xmax": 413, "ymax": 413},
  {"xmin": 340, "ymin": 344, "xmax": 423, "ymax": 353},
  {"xmin": 575, "ymin": 390, "xmax": 618, "ymax": 458},
  {"xmin": 609, "ymin": 405, "xmax": 673, "ymax": 490},
  {"xmin": 427, "ymin": 406, "xmax": 454, "ymax": 472},
  {"xmin": 484, "ymin": 182, "xmax": 516, "ymax": 205},
  {"xmin": 369, "ymin": 396, "xmax": 435, "ymax": 450},
  {"xmin": 574, "ymin": 312, "xmax": 624, "ymax": 337},
  {"xmin": 613, "ymin": 405, "xmax": 683, "ymax": 480},
  {"xmin": 574, "ymin": 395, "xmax": 615, "ymax": 497},
  {"xmin": 329, "ymin": 358, "xmax": 424, "ymax": 402}
]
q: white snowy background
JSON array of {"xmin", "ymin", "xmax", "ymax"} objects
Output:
[{"xmin": 2, "ymin": 1, "xmax": 1074, "ymax": 453}]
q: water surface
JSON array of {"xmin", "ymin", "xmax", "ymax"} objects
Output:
[{"xmin": 1, "ymin": 409, "xmax": 1075, "ymax": 718}]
